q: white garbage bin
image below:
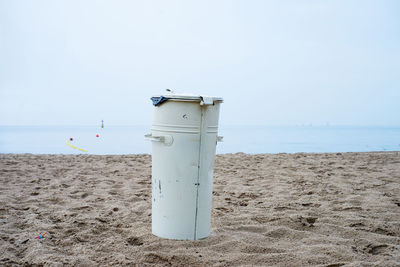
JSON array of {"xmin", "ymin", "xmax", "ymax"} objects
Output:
[{"xmin": 145, "ymin": 91, "xmax": 223, "ymax": 240}]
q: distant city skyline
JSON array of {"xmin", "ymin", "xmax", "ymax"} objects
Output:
[{"xmin": 1, "ymin": 0, "xmax": 399, "ymax": 126}]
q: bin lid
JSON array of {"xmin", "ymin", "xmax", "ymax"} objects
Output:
[{"xmin": 151, "ymin": 91, "xmax": 223, "ymax": 106}]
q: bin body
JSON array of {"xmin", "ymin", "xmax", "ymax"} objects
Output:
[{"xmin": 147, "ymin": 94, "xmax": 222, "ymax": 240}]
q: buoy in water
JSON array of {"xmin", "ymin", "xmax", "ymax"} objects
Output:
[{"xmin": 96, "ymin": 134, "xmax": 99, "ymax": 137}]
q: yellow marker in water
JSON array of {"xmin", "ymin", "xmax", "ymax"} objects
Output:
[{"xmin": 66, "ymin": 140, "xmax": 88, "ymax": 152}]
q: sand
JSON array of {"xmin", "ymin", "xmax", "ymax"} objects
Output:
[{"xmin": 0, "ymin": 152, "xmax": 399, "ymax": 266}]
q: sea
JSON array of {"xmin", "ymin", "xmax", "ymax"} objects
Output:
[{"xmin": 0, "ymin": 125, "xmax": 399, "ymax": 154}]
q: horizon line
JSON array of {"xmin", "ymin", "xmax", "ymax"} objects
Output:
[{"xmin": 1, "ymin": 124, "xmax": 400, "ymax": 127}]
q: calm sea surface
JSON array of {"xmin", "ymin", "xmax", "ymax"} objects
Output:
[{"xmin": 0, "ymin": 125, "xmax": 399, "ymax": 154}]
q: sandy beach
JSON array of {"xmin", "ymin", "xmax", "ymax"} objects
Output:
[{"xmin": 0, "ymin": 152, "xmax": 399, "ymax": 266}]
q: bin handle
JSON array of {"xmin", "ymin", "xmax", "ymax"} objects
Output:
[{"xmin": 145, "ymin": 133, "xmax": 173, "ymax": 146}]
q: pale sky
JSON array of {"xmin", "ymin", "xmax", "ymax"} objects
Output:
[{"xmin": 1, "ymin": 0, "xmax": 399, "ymax": 126}]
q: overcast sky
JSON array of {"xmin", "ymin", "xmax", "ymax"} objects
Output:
[{"xmin": 1, "ymin": 0, "xmax": 399, "ymax": 126}]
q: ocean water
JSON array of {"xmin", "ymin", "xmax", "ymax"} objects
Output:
[{"xmin": 0, "ymin": 125, "xmax": 399, "ymax": 154}]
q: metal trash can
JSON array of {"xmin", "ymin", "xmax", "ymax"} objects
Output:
[{"xmin": 145, "ymin": 91, "xmax": 223, "ymax": 240}]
